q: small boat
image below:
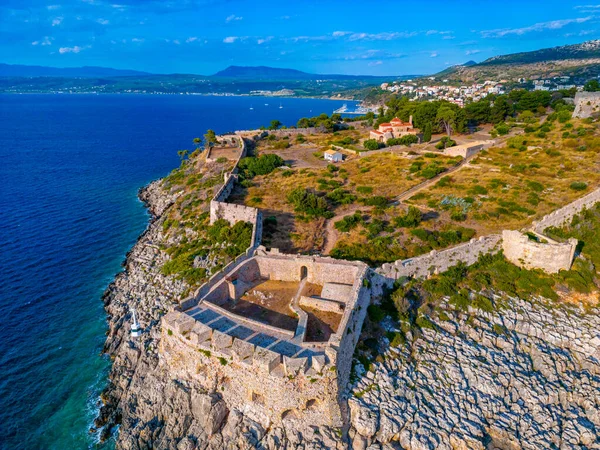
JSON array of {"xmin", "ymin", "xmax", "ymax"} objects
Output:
[
  {"xmin": 249, "ymin": 105, "xmax": 254, "ymax": 110},
  {"xmin": 264, "ymin": 103, "xmax": 269, "ymax": 106},
  {"xmin": 279, "ymin": 103, "xmax": 283, "ymax": 109}
]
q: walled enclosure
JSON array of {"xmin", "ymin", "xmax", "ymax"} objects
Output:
[
  {"xmin": 163, "ymin": 249, "xmax": 370, "ymax": 429},
  {"xmin": 159, "ymin": 127, "xmax": 600, "ymax": 436}
]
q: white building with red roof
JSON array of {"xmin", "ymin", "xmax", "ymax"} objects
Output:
[{"xmin": 369, "ymin": 116, "xmax": 419, "ymax": 143}]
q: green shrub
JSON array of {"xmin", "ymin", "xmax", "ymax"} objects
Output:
[
  {"xmin": 238, "ymin": 154, "xmax": 285, "ymax": 179},
  {"xmin": 357, "ymin": 186, "xmax": 373, "ymax": 194},
  {"xmin": 335, "ymin": 212, "xmax": 363, "ymax": 232},
  {"xmin": 394, "ymin": 206, "xmax": 422, "ymax": 228},
  {"xmin": 570, "ymin": 182, "xmax": 588, "ymax": 191},
  {"xmin": 435, "ymin": 136, "xmax": 456, "ymax": 149},
  {"xmin": 287, "ymin": 188, "xmax": 333, "ymax": 218},
  {"xmin": 363, "ymin": 139, "xmax": 383, "ymax": 150}
]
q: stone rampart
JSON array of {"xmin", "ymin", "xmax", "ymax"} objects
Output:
[
  {"xmin": 502, "ymin": 230, "xmax": 577, "ymax": 273},
  {"xmin": 377, "ymin": 235, "xmax": 502, "ymax": 280},
  {"xmin": 573, "ymin": 91, "xmax": 600, "ymax": 118},
  {"xmin": 533, "ymin": 187, "xmax": 600, "ymax": 233},
  {"xmin": 161, "ymin": 312, "xmax": 340, "ymax": 428}
]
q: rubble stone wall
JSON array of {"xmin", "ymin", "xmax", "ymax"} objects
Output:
[
  {"xmin": 533, "ymin": 187, "xmax": 600, "ymax": 233},
  {"xmin": 377, "ymin": 235, "xmax": 502, "ymax": 280}
]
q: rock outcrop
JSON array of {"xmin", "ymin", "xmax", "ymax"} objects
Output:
[{"xmin": 349, "ymin": 296, "xmax": 600, "ymax": 449}]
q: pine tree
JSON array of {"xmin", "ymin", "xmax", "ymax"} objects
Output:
[{"xmin": 423, "ymin": 122, "xmax": 432, "ymax": 142}]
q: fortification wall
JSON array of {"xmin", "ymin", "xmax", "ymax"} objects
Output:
[
  {"xmin": 533, "ymin": 187, "xmax": 600, "ymax": 233},
  {"xmin": 377, "ymin": 235, "xmax": 502, "ymax": 280},
  {"xmin": 332, "ymin": 266, "xmax": 371, "ymax": 391},
  {"xmin": 235, "ymin": 127, "xmax": 324, "ymax": 137},
  {"xmin": 161, "ymin": 313, "xmax": 341, "ymax": 428},
  {"xmin": 254, "ymin": 254, "xmax": 361, "ymax": 286},
  {"xmin": 502, "ymin": 230, "xmax": 577, "ymax": 273},
  {"xmin": 573, "ymin": 92, "xmax": 600, "ymax": 119},
  {"xmin": 210, "ymin": 200, "xmax": 259, "ymax": 226}
]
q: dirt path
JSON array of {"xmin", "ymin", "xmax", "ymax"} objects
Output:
[
  {"xmin": 322, "ymin": 205, "xmax": 363, "ymax": 255},
  {"xmin": 394, "ymin": 155, "xmax": 476, "ymax": 204}
]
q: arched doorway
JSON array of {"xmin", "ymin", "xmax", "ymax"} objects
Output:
[{"xmin": 300, "ymin": 266, "xmax": 308, "ymax": 280}]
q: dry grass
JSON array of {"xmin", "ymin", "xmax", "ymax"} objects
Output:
[{"xmin": 405, "ymin": 118, "xmax": 600, "ymax": 235}]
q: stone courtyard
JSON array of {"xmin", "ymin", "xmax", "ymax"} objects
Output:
[{"xmin": 162, "ymin": 248, "xmax": 371, "ymax": 428}]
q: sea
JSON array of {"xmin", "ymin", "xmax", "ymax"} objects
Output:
[{"xmin": 0, "ymin": 94, "xmax": 356, "ymax": 449}]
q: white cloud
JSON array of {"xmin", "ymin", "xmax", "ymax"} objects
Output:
[
  {"xmin": 430, "ymin": 51, "xmax": 439, "ymax": 58},
  {"xmin": 186, "ymin": 36, "xmax": 198, "ymax": 43},
  {"xmin": 47, "ymin": 5, "xmax": 60, "ymax": 10},
  {"xmin": 442, "ymin": 35, "xmax": 455, "ymax": 40},
  {"xmin": 223, "ymin": 36, "xmax": 238, "ymax": 43},
  {"xmin": 51, "ymin": 16, "xmax": 63, "ymax": 26},
  {"xmin": 172, "ymin": 39, "xmax": 180, "ymax": 45},
  {"xmin": 131, "ymin": 38, "xmax": 144, "ymax": 43},
  {"xmin": 97, "ymin": 18, "xmax": 109, "ymax": 25},
  {"xmin": 332, "ymin": 31, "xmax": 351, "ymax": 37},
  {"xmin": 257, "ymin": 36, "xmax": 273, "ymax": 45},
  {"xmin": 482, "ymin": 17, "xmax": 592, "ymax": 38},
  {"xmin": 465, "ymin": 49, "xmax": 481, "ymax": 55},
  {"xmin": 59, "ymin": 45, "xmax": 88, "ymax": 54},
  {"xmin": 347, "ymin": 31, "xmax": 417, "ymax": 41},
  {"xmin": 368, "ymin": 60, "xmax": 383, "ymax": 66},
  {"xmin": 226, "ymin": 14, "xmax": 242, "ymax": 22},
  {"xmin": 32, "ymin": 36, "xmax": 53, "ymax": 46}
]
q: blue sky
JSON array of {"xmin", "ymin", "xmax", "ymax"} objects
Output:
[{"xmin": 2, "ymin": 0, "xmax": 600, "ymax": 75}]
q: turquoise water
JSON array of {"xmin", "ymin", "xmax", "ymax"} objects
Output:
[{"xmin": 0, "ymin": 94, "xmax": 355, "ymax": 449}]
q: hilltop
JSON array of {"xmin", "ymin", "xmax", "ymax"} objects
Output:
[{"xmin": 433, "ymin": 40, "xmax": 600, "ymax": 83}]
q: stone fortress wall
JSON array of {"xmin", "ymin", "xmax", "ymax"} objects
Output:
[
  {"xmin": 502, "ymin": 230, "xmax": 577, "ymax": 274},
  {"xmin": 377, "ymin": 235, "xmax": 503, "ymax": 280},
  {"xmin": 161, "ymin": 310, "xmax": 341, "ymax": 429},
  {"xmin": 500, "ymin": 187, "xmax": 600, "ymax": 272},
  {"xmin": 532, "ymin": 186, "xmax": 600, "ymax": 233},
  {"xmin": 164, "ymin": 249, "xmax": 370, "ymax": 428},
  {"xmin": 573, "ymin": 91, "xmax": 600, "ymax": 119},
  {"xmin": 379, "ymin": 186, "xmax": 600, "ymax": 278}
]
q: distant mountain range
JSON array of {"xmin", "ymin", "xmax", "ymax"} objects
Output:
[
  {"xmin": 0, "ymin": 63, "xmax": 151, "ymax": 78},
  {"xmin": 212, "ymin": 65, "xmax": 394, "ymax": 80},
  {"xmin": 0, "ymin": 62, "xmax": 406, "ymax": 81},
  {"xmin": 0, "ymin": 63, "xmax": 414, "ymax": 97},
  {"xmin": 433, "ymin": 40, "xmax": 600, "ymax": 83}
]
